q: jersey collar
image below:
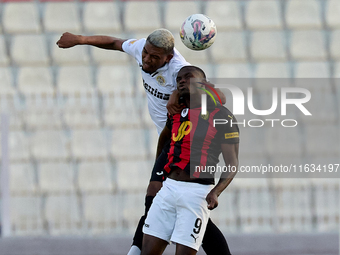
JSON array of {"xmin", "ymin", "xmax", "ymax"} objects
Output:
[
  {"xmin": 139, "ymin": 62, "xmax": 170, "ymax": 77},
  {"xmin": 154, "ymin": 61, "xmax": 170, "ymax": 76}
]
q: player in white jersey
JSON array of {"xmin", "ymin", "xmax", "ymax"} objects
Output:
[
  {"xmin": 122, "ymin": 37, "xmax": 189, "ymax": 134},
  {"xmin": 57, "ymin": 29, "xmax": 186, "ymax": 134},
  {"xmin": 57, "ymin": 29, "xmax": 230, "ymax": 255}
]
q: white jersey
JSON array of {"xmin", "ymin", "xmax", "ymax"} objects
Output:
[{"xmin": 122, "ymin": 38, "xmax": 190, "ymax": 134}]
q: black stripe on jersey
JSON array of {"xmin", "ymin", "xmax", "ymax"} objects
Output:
[
  {"xmin": 191, "ymin": 107, "xmax": 222, "ymax": 181},
  {"xmin": 190, "ymin": 109, "xmax": 211, "ymax": 172},
  {"xmin": 205, "ymin": 108, "xmax": 223, "ymax": 166},
  {"xmin": 151, "ymin": 71, "xmax": 159, "ymax": 77}
]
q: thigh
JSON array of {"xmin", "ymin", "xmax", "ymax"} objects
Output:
[
  {"xmin": 202, "ymin": 218, "xmax": 232, "ymax": 255},
  {"xmin": 175, "ymin": 243, "xmax": 197, "ymax": 255},
  {"xmin": 142, "ymin": 234, "xmax": 168, "ymax": 255}
]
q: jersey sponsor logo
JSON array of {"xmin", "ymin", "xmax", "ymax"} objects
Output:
[
  {"xmin": 172, "ymin": 121, "xmax": 192, "ymax": 142},
  {"xmin": 225, "ymin": 132, "xmax": 239, "ymax": 139},
  {"xmin": 143, "ymin": 79, "xmax": 170, "ymax": 100},
  {"xmin": 156, "ymin": 171, "xmax": 164, "ymax": 176},
  {"xmin": 156, "ymin": 75, "xmax": 166, "ymax": 86},
  {"xmin": 128, "ymin": 39, "xmax": 137, "ymax": 45},
  {"xmin": 181, "ymin": 108, "xmax": 189, "ymax": 118}
]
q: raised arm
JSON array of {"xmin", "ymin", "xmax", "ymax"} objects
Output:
[
  {"xmin": 206, "ymin": 143, "xmax": 239, "ymax": 210},
  {"xmin": 56, "ymin": 32, "xmax": 126, "ymax": 51}
]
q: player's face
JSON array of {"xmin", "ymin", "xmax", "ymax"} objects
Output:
[
  {"xmin": 142, "ymin": 41, "xmax": 173, "ymax": 74},
  {"xmin": 176, "ymin": 68, "xmax": 203, "ymax": 97}
]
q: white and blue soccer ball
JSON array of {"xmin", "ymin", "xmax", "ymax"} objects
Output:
[{"xmin": 180, "ymin": 14, "xmax": 217, "ymax": 51}]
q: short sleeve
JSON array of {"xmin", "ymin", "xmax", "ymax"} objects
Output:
[
  {"xmin": 215, "ymin": 107, "xmax": 240, "ymax": 144},
  {"xmin": 122, "ymin": 38, "xmax": 146, "ymax": 61}
]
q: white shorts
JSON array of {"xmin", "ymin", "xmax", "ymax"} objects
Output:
[{"xmin": 143, "ymin": 178, "xmax": 213, "ymax": 251}]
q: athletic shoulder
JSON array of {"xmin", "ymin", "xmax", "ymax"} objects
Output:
[
  {"xmin": 169, "ymin": 48, "xmax": 190, "ymax": 74},
  {"xmin": 215, "ymin": 105, "xmax": 235, "ymax": 120},
  {"xmin": 122, "ymin": 38, "xmax": 146, "ymax": 57},
  {"xmin": 214, "ymin": 105, "xmax": 240, "ymax": 143}
]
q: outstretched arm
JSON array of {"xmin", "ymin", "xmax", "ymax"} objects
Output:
[
  {"xmin": 56, "ymin": 32, "xmax": 126, "ymax": 51},
  {"xmin": 206, "ymin": 143, "xmax": 239, "ymax": 210}
]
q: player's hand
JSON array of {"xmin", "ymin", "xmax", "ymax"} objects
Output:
[
  {"xmin": 56, "ymin": 32, "xmax": 83, "ymax": 48},
  {"xmin": 167, "ymin": 90, "xmax": 184, "ymax": 115},
  {"xmin": 206, "ymin": 191, "xmax": 218, "ymax": 210}
]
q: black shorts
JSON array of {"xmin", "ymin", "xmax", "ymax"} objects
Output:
[{"xmin": 150, "ymin": 140, "xmax": 170, "ymax": 182}]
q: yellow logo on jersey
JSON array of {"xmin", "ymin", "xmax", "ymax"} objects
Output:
[
  {"xmin": 129, "ymin": 39, "xmax": 137, "ymax": 45},
  {"xmin": 172, "ymin": 121, "xmax": 192, "ymax": 142},
  {"xmin": 225, "ymin": 132, "xmax": 239, "ymax": 139},
  {"xmin": 156, "ymin": 75, "xmax": 166, "ymax": 86}
]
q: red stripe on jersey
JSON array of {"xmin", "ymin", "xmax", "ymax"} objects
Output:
[
  {"xmin": 165, "ymin": 111, "xmax": 193, "ymax": 173},
  {"xmin": 194, "ymin": 108, "xmax": 220, "ymax": 178}
]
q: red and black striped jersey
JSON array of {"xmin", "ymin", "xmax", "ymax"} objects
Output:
[{"xmin": 164, "ymin": 102, "xmax": 239, "ymax": 185}]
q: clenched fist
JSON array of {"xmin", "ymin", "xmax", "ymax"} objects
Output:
[
  {"xmin": 206, "ymin": 190, "xmax": 219, "ymax": 210},
  {"xmin": 56, "ymin": 32, "xmax": 83, "ymax": 48}
]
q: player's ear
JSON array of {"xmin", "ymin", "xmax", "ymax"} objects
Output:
[
  {"xmin": 165, "ymin": 54, "xmax": 173, "ymax": 63},
  {"xmin": 201, "ymin": 78, "xmax": 208, "ymax": 88}
]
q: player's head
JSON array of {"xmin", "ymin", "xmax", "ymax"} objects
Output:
[
  {"xmin": 142, "ymin": 29, "xmax": 175, "ymax": 74},
  {"xmin": 176, "ymin": 65, "xmax": 206, "ymax": 98}
]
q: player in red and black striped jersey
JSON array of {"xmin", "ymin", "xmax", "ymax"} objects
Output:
[
  {"xmin": 164, "ymin": 98, "xmax": 239, "ymax": 185},
  {"xmin": 142, "ymin": 66, "xmax": 239, "ymax": 255},
  {"xmin": 58, "ymin": 30, "xmax": 231, "ymax": 255}
]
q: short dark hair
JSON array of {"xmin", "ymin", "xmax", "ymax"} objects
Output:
[{"xmin": 179, "ymin": 65, "xmax": 206, "ymax": 79}]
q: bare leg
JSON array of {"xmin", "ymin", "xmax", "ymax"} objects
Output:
[
  {"xmin": 141, "ymin": 234, "xmax": 168, "ymax": 255},
  {"xmin": 130, "ymin": 181, "xmax": 163, "ymax": 252},
  {"xmin": 175, "ymin": 243, "xmax": 197, "ymax": 255}
]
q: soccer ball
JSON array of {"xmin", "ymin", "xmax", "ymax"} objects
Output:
[{"xmin": 180, "ymin": 14, "xmax": 217, "ymax": 51}]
